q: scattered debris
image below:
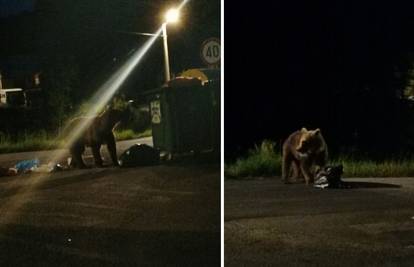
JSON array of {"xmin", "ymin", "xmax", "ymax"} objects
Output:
[
  {"xmin": 0, "ymin": 167, "xmax": 17, "ymax": 177},
  {"xmin": 67, "ymin": 157, "xmax": 72, "ymax": 166},
  {"xmin": 12, "ymin": 158, "xmax": 68, "ymax": 174},
  {"xmin": 32, "ymin": 162, "xmax": 67, "ymax": 173},
  {"xmin": 314, "ymin": 165, "xmax": 349, "ymax": 189},
  {"xmin": 314, "ymin": 176, "xmax": 329, "ymax": 189}
]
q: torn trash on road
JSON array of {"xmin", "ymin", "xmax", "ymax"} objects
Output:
[
  {"xmin": 118, "ymin": 144, "xmax": 160, "ymax": 167},
  {"xmin": 314, "ymin": 164, "xmax": 348, "ymax": 189}
]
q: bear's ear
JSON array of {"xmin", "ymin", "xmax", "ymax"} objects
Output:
[
  {"xmin": 301, "ymin": 127, "xmax": 308, "ymax": 132},
  {"xmin": 313, "ymin": 128, "xmax": 321, "ymax": 135}
]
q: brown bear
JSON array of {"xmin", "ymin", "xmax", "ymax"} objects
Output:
[
  {"xmin": 282, "ymin": 128, "xmax": 328, "ymax": 184},
  {"xmin": 67, "ymin": 106, "xmax": 130, "ymax": 168}
]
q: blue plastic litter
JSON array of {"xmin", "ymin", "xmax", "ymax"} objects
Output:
[{"xmin": 15, "ymin": 159, "xmax": 40, "ymax": 173}]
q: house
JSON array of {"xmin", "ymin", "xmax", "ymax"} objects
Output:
[{"xmin": 0, "ymin": 56, "xmax": 42, "ymax": 108}]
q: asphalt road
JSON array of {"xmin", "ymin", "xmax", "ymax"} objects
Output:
[
  {"xmin": 0, "ymin": 138, "xmax": 220, "ymax": 266},
  {"xmin": 225, "ymin": 177, "xmax": 414, "ymax": 266}
]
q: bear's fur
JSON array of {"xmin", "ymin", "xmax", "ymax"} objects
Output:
[
  {"xmin": 68, "ymin": 107, "xmax": 129, "ymax": 168},
  {"xmin": 282, "ymin": 128, "xmax": 328, "ymax": 184}
]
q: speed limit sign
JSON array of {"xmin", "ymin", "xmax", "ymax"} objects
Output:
[{"xmin": 201, "ymin": 38, "xmax": 221, "ymax": 66}]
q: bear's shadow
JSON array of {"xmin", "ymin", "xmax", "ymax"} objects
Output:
[{"xmin": 338, "ymin": 181, "xmax": 401, "ymax": 189}]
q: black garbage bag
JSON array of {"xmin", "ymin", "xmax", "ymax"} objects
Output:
[
  {"xmin": 314, "ymin": 164, "xmax": 346, "ymax": 189},
  {"xmin": 118, "ymin": 144, "xmax": 160, "ymax": 167}
]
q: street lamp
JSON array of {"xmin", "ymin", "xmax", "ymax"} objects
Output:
[{"xmin": 162, "ymin": 8, "xmax": 180, "ymax": 83}]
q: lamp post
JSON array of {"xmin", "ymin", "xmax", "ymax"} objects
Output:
[
  {"xmin": 162, "ymin": 8, "xmax": 179, "ymax": 83},
  {"xmin": 162, "ymin": 23, "xmax": 171, "ymax": 83}
]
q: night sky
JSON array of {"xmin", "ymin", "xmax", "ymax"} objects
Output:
[
  {"xmin": 0, "ymin": 0, "xmax": 220, "ymax": 96},
  {"xmin": 225, "ymin": 1, "xmax": 414, "ymax": 157},
  {"xmin": 0, "ymin": 0, "xmax": 34, "ymax": 17}
]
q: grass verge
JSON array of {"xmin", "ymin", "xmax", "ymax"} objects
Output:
[
  {"xmin": 0, "ymin": 132, "xmax": 62, "ymax": 154},
  {"xmin": 332, "ymin": 158, "xmax": 414, "ymax": 177},
  {"xmin": 0, "ymin": 128, "xmax": 152, "ymax": 154},
  {"xmin": 225, "ymin": 140, "xmax": 414, "ymax": 178},
  {"xmin": 114, "ymin": 128, "xmax": 152, "ymax": 141},
  {"xmin": 225, "ymin": 140, "xmax": 281, "ymax": 178}
]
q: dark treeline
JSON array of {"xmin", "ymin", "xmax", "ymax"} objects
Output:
[
  {"xmin": 0, "ymin": 0, "xmax": 220, "ymax": 132},
  {"xmin": 225, "ymin": 1, "xmax": 414, "ymax": 159}
]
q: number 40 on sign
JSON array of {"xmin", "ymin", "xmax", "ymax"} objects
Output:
[{"xmin": 201, "ymin": 38, "xmax": 221, "ymax": 66}]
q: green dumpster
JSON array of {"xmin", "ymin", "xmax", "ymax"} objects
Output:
[{"xmin": 146, "ymin": 77, "xmax": 219, "ymax": 156}]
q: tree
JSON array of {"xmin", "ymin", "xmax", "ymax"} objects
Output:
[{"xmin": 40, "ymin": 56, "xmax": 80, "ymax": 130}]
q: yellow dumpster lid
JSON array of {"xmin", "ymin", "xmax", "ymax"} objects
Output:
[{"xmin": 179, "ymin": 68, "xmax": 220, "ymax": 83}]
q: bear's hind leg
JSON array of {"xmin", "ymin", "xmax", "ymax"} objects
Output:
[
  {"xmin": 70, "ymin": 143, "xmax": 87, "ymax": 168},
  {"xmin": 291, "ymin": 160, "xmax": 303, "ymax": 181},
  {"xmin": 282, "ymin": 155, "xmax": 293, "ymax": 184},
  {"xmin": 91, "ymin": 144, "xmax": 104, "ymax": 167},
  {"xmin": 106, "ymin": 133, "xmax": 119, "ymax": 167}
]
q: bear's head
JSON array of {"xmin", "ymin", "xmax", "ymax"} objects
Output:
[{"xmin": 296, "ymin": 128, "xmax": 322, "ymax": 153}]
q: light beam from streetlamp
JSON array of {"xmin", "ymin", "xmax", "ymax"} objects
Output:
[{"xmin": 0, "ymin": 0, "xmax": 192, "ymax": 229}]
